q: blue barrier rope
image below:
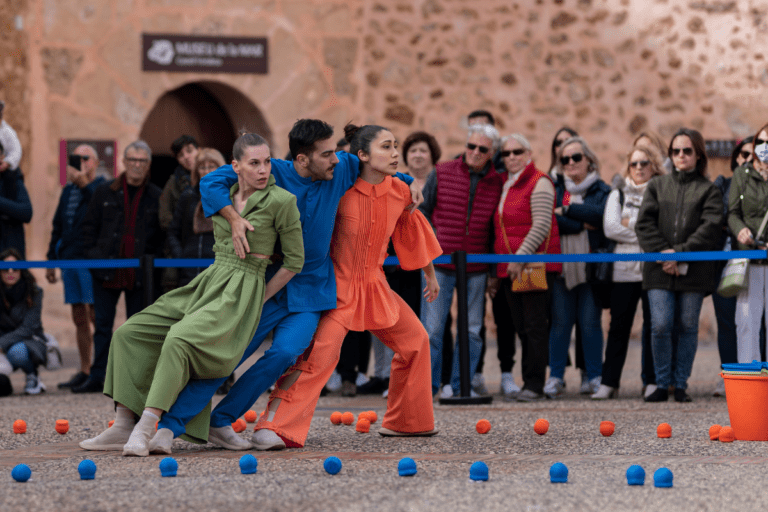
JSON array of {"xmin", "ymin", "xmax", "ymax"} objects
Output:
[{"xmin": 1, "ymin": 250, "xmax": 765, "ymax": 269}]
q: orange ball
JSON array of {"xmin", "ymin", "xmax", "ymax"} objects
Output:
[
  {"xmin": 244, "ymin": 410, "xmax": 258, "ymax": 423},
  {"xmin": 709, "ymin": 424, "xmax": 722, "ymax": 441},
  {"xmin": 232, "ymin": 418, "xmax": 247, "ymax": 433},
  {"xmin": 108, "ymin": 420, "xmax": 115, "ymax": 428},
  {"xmin": 356, "ymin": 418, "xmax": 371, "ymax": 433},
  {"xmin": 13, "ymin": 419, "xmax": 26, "ymax": 434},
  {"xmin": 476, "ymin": 419, "xmax": 491, "ymax": 434},
  {"xmin": 657, "ymin": 423, "xmax": 672, "ymax": 438},
  {"xmin": 330, "ymin": 411, "xmax": 343, "ymax": 425},
  {"xmin": 341, "ymin": 412, "xmax": 355, "ymax": 425},
  {"xmin": 55, "ymin": 419, "xmax": 69, "ymax": 435},
  {"xmin": 533, "ymin": 418, "xmax": 549, "ymax": 435},
  {"xmin": 365, "ymin": 411, "xmax": 378, "ymax": 423},
  {"xmin": 599, "ymin": 421, "xmax": 615, "ymax": 437},
  {"xmin": 719, "ymin": 426, "xmax": 735, "ymax": 443}
]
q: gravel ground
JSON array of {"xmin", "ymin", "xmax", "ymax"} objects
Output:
[{"xmin": 1, "ymin": 341, "xmax": 765, "ymax": 511}]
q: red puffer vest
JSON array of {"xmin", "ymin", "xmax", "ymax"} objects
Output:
[
  {"xmin": 432, "ymin": 157, "xmax": 504, "ymax": 272},
  {"xmin": 494, "ymin": 162, "xmax": 562, "ymax": 277}
]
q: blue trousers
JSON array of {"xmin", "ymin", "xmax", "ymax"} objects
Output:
[
  {"xmin": 158, "ymin": 292, "xmax": 321, "ymax": 437},
  {"xmin": 6, "ymin": 342, "xmax": 35, "ymax": 374}
]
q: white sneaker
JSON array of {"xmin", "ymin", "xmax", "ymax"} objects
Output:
[
  {"xmin": 325, "ymin": 370, "xmax": 342, "ymax": 393},
  {"xmin": 591, "ymin": 384, "xmax": 617, "ymax": 400},
  {"xmin": 251, "ymin": 429, "xmax": 286, "ymax": 451},
  {"xmin": 148, "ymin": 428, "xmax": 174, "ymax": 455},
  {"xmin": 501, "ymin": 372, "xmax": 521, "ymax": 396},
  {"xmin": 713, "ymin": 379, "xmax": 726, "ymax": 397},
  {"xmin": 643, "ymin": 384, "xmax": 658, "ymax": 399},
  {"xmin": 355, "ymin": 372, "xmax": 370, "ymax": 387},
  {"xmin": 543, "ymin": 377, "xmax": 565, "ymax": 398},
  {"xmin": 440, "ymin": 384, "xmax": 453, "ymax": 399},
  {"xmin": 382, "ymin": 389, "xmax": 389, "ymax": 398},
  {"xmin": 80, "ymin": 424, "xmax": 133, "ymax": 451},
  {"xmin": 208, "ymin": 425, "xmax": 251, "ymax": 450},
  {"xmin": 471, "ymin": 373, "xmax": 489, "ymax": 395},
  {"xmin": 24, "ymin": 374, "xmax": 46, "ymax": 395}
]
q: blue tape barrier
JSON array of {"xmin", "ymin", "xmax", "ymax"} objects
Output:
[{"xmin": 1, "ymin": 250, "xmax": 765, "ymax": 270}]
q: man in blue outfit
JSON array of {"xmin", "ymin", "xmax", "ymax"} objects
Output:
[{"xmin": 135, "ymin": 119, "xmax": 420, "ymax": 453}]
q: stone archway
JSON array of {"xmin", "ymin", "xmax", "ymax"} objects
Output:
[{"xmin": 139, "ymin": 81, "xmax": 272, "ymax": 188}]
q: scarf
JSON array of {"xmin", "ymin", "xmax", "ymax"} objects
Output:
[
  {"xmin": 103, "ymin": 175, "xmax": 145, "ymax": 290},
  {"xmin": 561, "ymin": 171, "xmax": 599, "ymax": 290}
]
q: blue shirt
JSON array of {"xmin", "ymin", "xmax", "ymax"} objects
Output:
[{"xmin": 200, "ymin": 152, "xmax": 413, "ymax": 313}]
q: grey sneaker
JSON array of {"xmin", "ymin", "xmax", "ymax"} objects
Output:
[
  {"xmin": 579, "ymin": 372, "xmax": 592, "ymax": 394},
  {"xmin": 24, "ymin": 374, "xmax": 46, "ymax": 395},
  {"xmin": 516, "ymin": 389, "xmax": 545, "ymax": 402},
  {"xmin": 543, "ymin": 377, "xmax": 565, "ymax": 398},
  {"xmin": 501, "ymin": 372, "xmax": 521, "ymax": 397},
  {"xmin": 586, "ymin": 376, "xmax": 602, "ymax": 394},
  {"xmin": 471, "ymin": 373, "xmax": 489, "ymax": 395}
]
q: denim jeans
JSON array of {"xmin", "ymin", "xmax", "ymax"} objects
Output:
[
  {"xmin": 712, "ymin": 290, "xmax": 738, "ymax": 365},
  {"xmin": 548, "ymin": 278, "xmax": 603, "ymax": 380},
  {"xmin": 421, "ymin": 269, "xmax": 487, "ymax": 395},
  {"xmin": 647, "ymin": 289, "xmax": 704, "ymax": 390}
]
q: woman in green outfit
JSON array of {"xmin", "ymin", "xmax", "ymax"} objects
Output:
[{"xmin": 79, "ymin": 133, "xmax": 304, "ymax": 457}]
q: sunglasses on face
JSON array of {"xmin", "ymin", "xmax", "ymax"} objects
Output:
[
  {"xmin": 740, "ymin": 150, "xmax": 754, "ymax": 160},
  {"xmin": 672, "ymin": 147, "xmax": 694, "ymax": 156},
  {"xmin": 466, "ymin": 143, "xmax": 490, "ymax": 154},
  {"xmin": 630, "ymin": 160, "xmax": 650, "ymax": 169},
  {"xmin": 756, "ymin": 138, "xmax": 768, "ymax": 146},
  {"xmin": 560, "ymin": 153, "xmax": 584, "ymax": 166},
  {"xmin": 500, "ymin": 148, "xmax": 527, "ymax": 157},
  {"xmin": 0, "ymin": 268, "xmax": 19, "ymax": 273}
]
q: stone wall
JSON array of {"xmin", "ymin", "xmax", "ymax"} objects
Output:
[{"xmin": 10, "ymin": 0, "xmax": 768, "ymax": 260}]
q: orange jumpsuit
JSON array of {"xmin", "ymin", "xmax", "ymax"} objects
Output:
[{"xmin": 254, "ymin": 176, "xmax": 443, "ymax": 447}]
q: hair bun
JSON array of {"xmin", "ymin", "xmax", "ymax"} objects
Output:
[{"xmin": 343, "ymin": 123, "xmax": 360, "ymax": 143}]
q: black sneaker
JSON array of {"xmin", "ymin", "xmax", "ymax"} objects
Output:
[
  {"xmin": 58, "ymin": 371, "xmax": 89, "ymax": 389},
  {"xmin": 357, "ymin": 377, "xmax": 389, "ymax": 395},
  {"xmin": 674, "ymin": 388, "xmax": 692, "ymax": 403},
  {"xmin": 71, "ymin": 376, "xmax": 104, "ymax": 394},
  {"xmin": 644, "ymin": 387, "xmax": 669, "ymax": 402}
]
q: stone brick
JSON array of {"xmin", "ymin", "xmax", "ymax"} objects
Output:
[
  {"xmin": 500, "ymin": 73, "xmax": 517, "ymax": 87},
  {"xmin": 384, "ymin": 104, "xmax": 415, "ymax": 125},
  {"xmin": 628, "ymin": 114, "xmax": 648, "ymax": 134},
  {"xmin": 324, "ymin": 38, "xmax": 358, "ymax": 98},
  {"xmin": 689, "ymin": 1, "xmax": 736, "ymax": 14},
  {"xmin": 592, "ymin": 48, "xmax": 614, "ymax": 67},
  {"xmin": 40, "ymin": 47, "xmax": 83, "ymax": 96},
  {"xmin": 551, "ymin": 11, "xmax": 578, "ymax": 29},
  {"xmin": 687, "ymin": 16, "xmax": 706, "ymax": 33},
  {"xmin": 568, "ymin": 82, "xmax": 591, "ymax": 104}
]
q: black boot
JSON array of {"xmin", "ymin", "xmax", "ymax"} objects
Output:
[
  {"xmin": 644, "ymin": 387, "xmax": 669, "ymax": 402},
  {"xmin": 674, "ymin": 388, "xmax": 692, "ymax": 403}
]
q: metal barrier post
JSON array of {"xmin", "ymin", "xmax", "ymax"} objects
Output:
[
  {"xmin": 142, "ymin": 255, "xmax": 155, "ymax": 308},
  {"xmin": 440, "ymin": 251, "xmax": 492, "ymax": 405}
]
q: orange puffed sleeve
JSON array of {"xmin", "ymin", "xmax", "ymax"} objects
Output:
[{"xmin": 390, "ymin": 210, "xmax": 443, "ymax": 271}]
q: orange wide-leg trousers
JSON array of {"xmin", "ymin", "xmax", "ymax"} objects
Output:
[{"xmin": 255, "ymin": 294, "xmax": 434, "ymax": 447}]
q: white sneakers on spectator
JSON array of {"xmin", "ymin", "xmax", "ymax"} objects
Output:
[
  {"xmin": 24, "ymin": 374, "xmax": 45, "ymax": 395},
  {"xmin": 148, "ymin": 428, "xmax": 174, "ymax": 455},
  {"xmin": 643, "ymin": 384, "xmax": 658, "ymax": 399},
  {"xmin": 440, "ymin": 384, "xmax": 453, "ymax": 399},
  {"xmin": 713, "ymin": 379, "xmax": 726, "ymax": 397},
  {"xmin": 585, "ymin": 376, "xmax": 602, "ymax": 394},
  {"xmin": 355, "ymin": 372, "xmax": 369, "ymax": 387},
  {"xmin": 580, "ymin": 373, "xmax": 601, "ymax": 394},
  {"xmin": 208, "ymin": 425, "xmax": 251, "ymax": 450},
  {"xmin": 80, "ymin": 406, "xmax": 135, "ymax": 451},
  {"xmin": 252, "ymin": 429, "xmax": 286, "ymax": 450},
  {"xmin": 591, "ymin": 384, "xmax": 618, "ymax": 400},
  {"xmin": 471, "ymin": 373, "xmax": 489, "ymax": 395},
  {"xmin": 501, "ymin": 372, "xmax": 521, "ymax": 397},
  {"xmin": 543, "ymin": 377, "xmax": 565, "ymax": 398}
]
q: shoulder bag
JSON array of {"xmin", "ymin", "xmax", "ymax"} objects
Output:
[{"xmin": 499, "ymin": 210, "xmax": 551, "ymax": 293}]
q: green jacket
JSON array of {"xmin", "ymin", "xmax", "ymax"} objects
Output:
[
  {"xmin": 635, "ymin": 169, "xmax": 723, "ymax": 293},
  {"xmin": 728, "ymin": 163, "xmax": 768, "ymax": 251}
]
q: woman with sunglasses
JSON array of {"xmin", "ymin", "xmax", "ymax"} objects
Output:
[
  {"xmin": 636, "ymin": 128, "xmax": 723, "ymax": 402},
  {"xmin": 544, "ymin": 137, "xmax": 610, "ymax": 398},
  {"xmin": 592, "ymin": 147, "xmax": 664, "ymax": 399},
  {"xmin": 728, "ymin": 124, "xmax": 768, "ymax": 366},
  {"xmin": 548, "ymin": 127, "xmax": 579, "ymax": 176},
  {"xmin": 488, "ymin": 134, "xmax": 561, "ymax": 401}
]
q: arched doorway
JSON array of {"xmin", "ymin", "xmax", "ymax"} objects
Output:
[{"xmin": 139, "ymin": 81, "xmax": 272, "ymax": 189}]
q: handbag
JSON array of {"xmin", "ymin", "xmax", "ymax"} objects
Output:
[
  {"xmin": 717, "ymin": 205, "xmax": 768, "ymax": 297},
  {"xmin": 499, "ymin": 210, "xmax": 550, "ymax": 293}
]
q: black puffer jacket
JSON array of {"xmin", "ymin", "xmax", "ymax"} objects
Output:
[
  {"xmin": 0, "ymin": 284, "xmax": 45, "ymax": 366},
  {"xmin": 635, "ymin": 169, "xmax": 723, "ymax": 293},
  {"xmin": 80, "ymin": 175, "xmax": 163, "ymax": 285},
  {"xmin": 167, "ymin": 187, "xmax": 215, "ymax": 286}
]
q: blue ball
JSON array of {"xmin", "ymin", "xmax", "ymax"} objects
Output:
[
  {"xmin": 398, "ymin": 457, "xmax": 417, "ymax": 477},
  {"xmin": 159, "ymin": 457, "xmax": 178, "ymax": 477},
  {"xmin": 323, "ymin": 456, "xmax": 342, "ymax": 475},
  {"xmin": 626, "ymin": 465, "xmax": 645, "ymax": 486},
  {"xmin": 239, "ymin": 454, "xmax": 258, "ymax": 475},
  {"xmin": 11, "ymin": 464, "xmax": 31, "ymax": 483},
  {"xmin": 550, "ymin": 462, "xmax": 568, "ymax": 483},
  {"xmin": 469, "ymin": 461, "xmax": 489, "ymax": 481},
  {"xmin": 78, "ymin": 459, "xmax": 97, "ymax": 480},
  {"xmin": 653, "ymin": 467, "xmax": 673, "ymax": 488}
]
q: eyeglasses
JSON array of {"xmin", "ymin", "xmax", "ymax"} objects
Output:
[
  {"xmin": 739, "ymin": 150, "xmax": 754, "ymax": 160},
  {"xmin": 500, "ymin": 148, "xmax": 527, "ymax": 157},
  {"xmin": 125, "ymin": 157, "xmax": 150, "ymax": 165},
  {"xmin": 630, "ymin": 160, "xmax": 650, "ymax": 169},
  {"xmin": 466, "ymin": 143, "xmax": 490, "ymax": 154},
  {"xmin": 560, "ymin": 153, "xmax": 584, "ymax": 166},
  {"xmin": 672, "ymin": 147, "xmax": 694, "ymax": 156}
]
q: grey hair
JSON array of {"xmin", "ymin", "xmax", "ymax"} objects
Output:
[
  {"xmin": 555, "ymin": 136, "xmax": 600, "ymax": 175},
  {"xmin": 500, "ymin": 133, "xmax": 531, "ymax": 152},
  {"xmin": 124, "ymin": 140, "xmax": 152, "ymax": 160},
  {"xmin": 75, "ymin": 144, "xmax": 99, "ymax": 160},
  {"xmin": 466, "ymin": 123, "xmax": 501, "ymax": 152}
]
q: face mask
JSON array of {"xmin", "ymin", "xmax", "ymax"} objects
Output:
[{"xmin": 756, "ymin": 143, "xmax": 768, "ymax": 164}]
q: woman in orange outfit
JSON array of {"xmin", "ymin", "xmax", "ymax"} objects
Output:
[{"xmin": 252, "ymin": 123, "xmax": 443, "ymax": 449}]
